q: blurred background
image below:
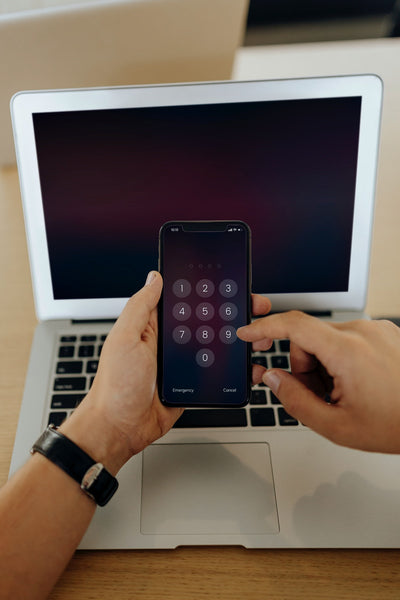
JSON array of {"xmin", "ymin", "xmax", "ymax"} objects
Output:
[
  {"xmin": 1, "ymin": 0, "xmax": 399, "ymax": 165},
  {"xmin": 245, "ymin": 0, "xmax": 400, "ymax": 45},
  {"xmin": 2, "ymin": 0, "xmax": 400, "ymax": 44}
]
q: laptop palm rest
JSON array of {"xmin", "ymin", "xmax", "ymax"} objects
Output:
[{"xmin": 141, "ymin": 442, "xmax": 279, "ymax": 535}]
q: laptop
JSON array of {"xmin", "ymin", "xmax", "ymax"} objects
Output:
[
  {"xmin": 11, "ymin": 76, "xmax": 400, "ymax": 550},
  {"xmin": 0, "ymin": 0, "xmax": 248, "ymax": 166}
]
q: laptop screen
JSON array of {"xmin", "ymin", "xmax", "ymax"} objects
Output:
[{"xmin": 32, "ymin": 96, "xmax": 361, "ymax": 299}]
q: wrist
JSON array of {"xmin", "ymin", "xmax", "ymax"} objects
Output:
[
  {"xmin": 59, "ymin": 397, "xmax": 132, "ymax": 476},
  {"xmin": 31, "ymin": 425, "xmax": 119, "ymax": 506}
]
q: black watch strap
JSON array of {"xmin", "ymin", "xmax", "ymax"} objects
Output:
[{"xmin": 31, "ymin": 425, "xmax": 118, "ymax": 506}]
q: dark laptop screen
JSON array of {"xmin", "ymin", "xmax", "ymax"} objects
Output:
[{"xmin": 33, "ymin": 96, "xmax": 361, "ymax": 299}]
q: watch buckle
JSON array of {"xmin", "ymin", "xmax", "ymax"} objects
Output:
[{"xmin": 81, "ymin": 462, "xmax": 104, "ymax": 498}]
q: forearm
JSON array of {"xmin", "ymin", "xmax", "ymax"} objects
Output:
[
  {"xmin": 0, "ymin": 397, "xmax": 130, "ymax": 600},
  {"xmin": 0, "ymin": 452, "xmax": 96, "ymax": 600},
  {"xmin": 0, "ymin": 273, "xmax": 182, "ymax": 599}
]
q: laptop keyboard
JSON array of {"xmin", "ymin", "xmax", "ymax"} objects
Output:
[{"xmin": 48, "ymin": 334, "xmax": 302, "ymax": 430}]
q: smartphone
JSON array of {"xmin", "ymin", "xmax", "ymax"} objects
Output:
[{"xmin": 158, "ymin": 221, "xmax": 251, "ymax": 407}]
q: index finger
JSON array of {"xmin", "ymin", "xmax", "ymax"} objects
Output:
[{"xmin": 237, "ymin": 310, "xmax": 341, "ymax": 367}]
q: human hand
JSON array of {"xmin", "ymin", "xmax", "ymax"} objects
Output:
[
  {"xmin": 249, "ymin": 294, "xmax": 272, "ymax": 328},
  {"xmin": 60, "ymin": 271, "xmax": 183, "ymax": 474},
  {"xmin": 237, "ymin": 311, "xmax": 400, "ymax": 454}
]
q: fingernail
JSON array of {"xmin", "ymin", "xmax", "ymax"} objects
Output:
[
  {"xmin": 263, "ymin": 370, "xmax": 281, "ymax": 394},
  {"xmin": 145, "ymin": 271, "xmax": 157, "ymax": 286}
]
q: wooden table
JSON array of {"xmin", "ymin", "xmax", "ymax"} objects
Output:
[{"xmin": 2, "ymin": 38, "xmax": 400, "ymax": 599}]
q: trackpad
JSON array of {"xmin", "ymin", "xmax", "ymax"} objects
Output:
[{"xmin": 141, "ymin": 442, "xmax": 279, "ymax": 535}]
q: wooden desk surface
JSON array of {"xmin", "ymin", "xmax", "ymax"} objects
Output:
[{"xmin": 2, "ymin": 38, "xmax": 400, "ymax": 599}]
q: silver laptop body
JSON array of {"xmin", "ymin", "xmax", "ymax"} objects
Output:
[{"xmin": 11, "ymin": 76, "xmax": 400, "ymax": 549}]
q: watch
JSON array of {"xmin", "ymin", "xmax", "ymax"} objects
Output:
[{"xmin": 31, "ymin": 425, "xmax": 119, "ymax": 506}]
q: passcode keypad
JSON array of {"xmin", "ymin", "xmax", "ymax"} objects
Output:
[{"xmin": 171, "ymin": 278, "xmax": 239, "ymax": 368}]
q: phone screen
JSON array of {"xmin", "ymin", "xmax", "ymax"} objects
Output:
[{"xmin": 158, "ymin": 221, "xmax": 251, "ymax": 407}]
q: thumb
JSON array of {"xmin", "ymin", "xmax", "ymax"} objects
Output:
[
  {"xmin": 263, "ymin": 369, "xmax": 338, "ymax": 437},
  {"xmin": 117, "ymin": 271, "xmax": 163, "ymax": 335}
]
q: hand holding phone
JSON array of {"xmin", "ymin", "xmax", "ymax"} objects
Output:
[{"xmin": 158, "ymin": 221, "xmax": 251, "ymax": 407}]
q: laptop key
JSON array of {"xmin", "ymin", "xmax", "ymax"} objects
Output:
[
  {"xmin": 58, "ymin": 345, "xmax": 74, "ymax": 358},
  {"xmin": 78, "ymin": 345, "xmax": 95, "ymax": 357},
  {"xmin": 279, "ymin": 339, "xmax": 290, "ymax": 353},
  {"xmin": 252, "ymin": 356, "xmax": 267, "ymax": 368},
  {"xmin": 278, "ymin": 407, "xmax": 298, "ymax": 426},
  {"xmin": 53, "ymin": 377, "xmax": 86, "ymax": 391},
  {"xmin": 250, "ymin": 390, "xmax": 267, "ymax": 405},
  {"xmin": 173, "ymin": 409, "xmax": 247, "ymax": 428},
  {"xmin": 48, "ymin": 412, "xmax": 67, "ymax": 427},
  {"xmin": 270, "ymin": 391, "xmax": 282, "ymax": 405},
  {"xmin": 51, "ymin": 394, "xmax": 85, "ymax": 409},
  {"xmin": 56, "ymin": 361, "xmax": 83, "ymax": 374},
  {"xmin": 250, "ymin": 408, "xmax": 276, "ymax": 427},
  {"xmin": 60, "ymin": 335, "xmax": 77, "ymax": 343},
  {"xmin": 271, "ymin": 355, "xmax": 289, "ymax": 369},
  {"xmin": 86, "ymin": 360, "xmax": 99, "ymax": 374}
]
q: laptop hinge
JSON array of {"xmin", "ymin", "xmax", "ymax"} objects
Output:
[
  {"xmin": 303, "ymin": 310, "xmax": 332, "ymax": 318},
  {"xmin": 72, "ymin": 319, "xmax": 116, "ymax": 324}
]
